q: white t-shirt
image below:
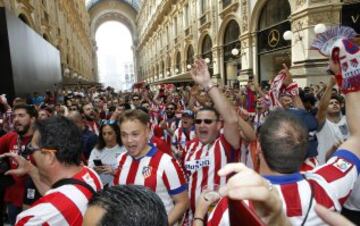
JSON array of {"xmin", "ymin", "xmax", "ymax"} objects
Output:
[
  {"xmin": 88, "ymin": 144, "xmax": 125, "ymax": 185},
  {"xmin": 344, "ymin": 175, "xmax": 360, "ymax": 211},
  {"xmin": 317, "ymin": 116, "xmax": 349, "ymax": 164}
]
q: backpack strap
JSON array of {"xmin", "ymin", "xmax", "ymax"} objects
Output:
[{"xmin": 52, "ymin": 178, "xmax": 96, "ymax": 195}]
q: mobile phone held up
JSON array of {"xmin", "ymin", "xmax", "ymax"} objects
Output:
[{"xmin": 93, "ymin": 159, "xmax": 103, "ymax": 166}]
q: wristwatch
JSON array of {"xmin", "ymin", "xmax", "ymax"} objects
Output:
[{"xmin": 203, "ymin": 82, "xmax": 216, "ymax": 92}]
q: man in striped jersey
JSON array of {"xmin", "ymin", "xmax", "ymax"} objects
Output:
[
  {"xmin": 199, "ymin": 36, "xmax": 360, "ymax": 225},
  {"xmin": 172, "ymin": 110, "xmax": 196, "ymax": 159},
  {"xmin": 1, "ymin": 116, "xmax": 103, "ymax": 226},
  {"xmin": 113, "ymin": 109, "xmax": 189, "ymax": 226},
  {"xmin": 184, "ymin": 59, "xmax": 256, "ymax": 225}
]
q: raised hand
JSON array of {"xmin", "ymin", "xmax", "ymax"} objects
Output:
[
  {"xmin": 0, "ymin": 152, "xmax": 34, "ymax": 177},
  {"xmin": 190, "ymin": 59, "xmax": 211, "ymax": 89},
  {"xmin": 218, "ymin": 163, "xmax": 285, "ymax": 225}
]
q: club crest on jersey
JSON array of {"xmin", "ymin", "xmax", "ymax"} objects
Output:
[
  {"xmin": 142, "ymin": 166, "xmax": 153, "ymax": 178},
  {"xmin": 333, "ymin": 159, "xmax": 352, "ymax": 173}
]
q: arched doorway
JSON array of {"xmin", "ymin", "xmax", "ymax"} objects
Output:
[
  {"xmin": 95, "ymin": 21, "xmax": 134, "ymax": 91},
  {"xmin": 201, "ymin": 35, "xmax": 213, "ymax": 75},
  {"xmin": 186, "ymin": 45, "xmax": 194, "ymax": 70},
  {"xmin": 223, "ymin": 20, "xmax": 240, "ymax": 86},
  {"xmin": 175, "ymin": 52, "xmax": 181, "ymax": 74},
  {"xmin": 257, "ymin": 0, "xmax": 291, "ymax": 82}
]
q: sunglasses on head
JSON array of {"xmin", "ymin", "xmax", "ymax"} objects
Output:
[
  {"xmin": 100, "ymin": 119, "xmax": 116, "ymax": 126},
  {"xmin": 194, "ymin": 119, "xmax": 217, "ymax": 124}
]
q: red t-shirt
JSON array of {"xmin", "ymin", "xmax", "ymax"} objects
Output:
[{"xmin": 0, "ymin": 131, "xmax": 32, "ymax": 207}]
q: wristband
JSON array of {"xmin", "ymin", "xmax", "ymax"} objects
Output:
[
  {"xmin": 193, "ymin": 217, "xmax": 204, "ymax": 222},
  {"xmin": 203, "ymin": 83, "xmax": 216, "ymax": 92}
]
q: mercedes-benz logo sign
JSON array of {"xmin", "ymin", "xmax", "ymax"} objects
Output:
[{"xmin": 268, "ymin": 29, "xmax": 280, "ymax": 48}]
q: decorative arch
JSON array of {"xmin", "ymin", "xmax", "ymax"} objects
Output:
[
  {"xmin": 217, "ymin": 15, "xmax": 241, "ymax": 46},
  {"xmin": 89, "ymin": 0, "xmax": 137, "ymax": 43},
  {"xmin": 201, "ymin": 34, "xmax": 212, "ymax": 60},
  {"xmin": 197, "ymin": 32, "xmax": 212, "ymax": 55},
  {"xmin": 250, "ymin": 0, "xmax": 294, "ymax": 33}
]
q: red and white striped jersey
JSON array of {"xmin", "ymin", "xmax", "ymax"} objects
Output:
[
  {"xmin": 206, "ymin": 149, "xmax": 360, "ymax": 226},
  {"xmin": 15, "ymin": 167, "xmax": 103, "ymax": 226},
  {"xmin": 183, "ymin": 135, "xmax": 238, "ymax": 221},
  {"xmin": 171, "ymin": 127, "xmax": 196, "ymax": 151},
  {"xmin": 113, "ymin": 145, "xmax": 188, "ymax": 213},
  {"xmin": 300, "ymin": 156, "xmax": 319, "ymax": 173},
  {"xmin": 207, "ymin": 198, "xmax": 230, "ymax": 226}
]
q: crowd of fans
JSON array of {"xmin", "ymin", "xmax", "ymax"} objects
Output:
[{"xmin": 0, "ymin": 26, "xmax": 359, "ymax": 226}]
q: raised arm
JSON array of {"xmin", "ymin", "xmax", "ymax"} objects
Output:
[
  {"xmin": 191, "ymin": 59, "xmax": 246, "ymax": 149},
  {"xmin": 316, "ymin": 76, "xmax": 336, "ymax": 126}
]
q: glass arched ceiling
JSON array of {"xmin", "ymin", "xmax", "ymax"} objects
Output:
[{"xmin": 85, "ymin": 0, "xmax": 141, "ymax": 11}]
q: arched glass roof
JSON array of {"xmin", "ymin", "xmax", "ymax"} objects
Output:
[{"xmin": 86, "ymin": 0, "xmax": 141, "ymax": 11}]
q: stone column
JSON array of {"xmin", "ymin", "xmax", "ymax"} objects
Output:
[
  {"xmin": 239, "ymin": 32, "xmax": 253, "ymax": 81},
  {"xmin": 290, "ymin": 1, "xmax": 342, "ymax": 85}
]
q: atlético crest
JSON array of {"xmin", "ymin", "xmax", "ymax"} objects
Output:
[
  {"xmin": 333, "ymin": 159, "xmax": 352, "ymax": 173},
  {"xmin": 350, "ymin": 58, "xmax": 358, "ymax": 68},
  {"xmin": 142, "ymin": 166, "xmax": 153, "ymax": 178}
]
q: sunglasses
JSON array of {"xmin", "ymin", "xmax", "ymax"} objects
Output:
[
  {"xmin": 22, "ymin": 143, "xmax": 42, "ymax": 157},
  {"xmin": 100, "ymin": 119, "xmax": 117, "ymax": 126},
  {"xmin": 133, "ymin": 98, "xmax": 140, "ymax": 101},
  {"xmin": 194, "ymin": 119, "xmax": 217, "ymax": 124},
  {"xmin": 166, "ymin": 108, "xmax": 175, "ymax": 111}
]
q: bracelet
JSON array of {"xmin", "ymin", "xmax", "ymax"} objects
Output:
[
  {"xmin": 203, "ymin": 83, "xmax": 216, "ymax": 92},
  {"xmin": 193, "ymin": 217, "xmax": 204, "ymax": 222}
]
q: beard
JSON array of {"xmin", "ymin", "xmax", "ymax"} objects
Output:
[
  {"xmin": 84, "ymin": 114, "xmax": 95, "ymax": 121},
  {"xmin": 15, "ymin": 123, "xmax": 30, "ymax": 136}
]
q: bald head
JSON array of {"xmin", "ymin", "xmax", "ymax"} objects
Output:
[{"xmin": 259, "ymin": 109, "xmax": 308, "ymax": 173}]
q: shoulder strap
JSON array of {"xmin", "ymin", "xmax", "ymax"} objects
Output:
[
  {"xmin": 301, "ymin": 175, "xmax": 314, "ymax": 226},
  {"xmin": 52, "ymin": 178, "xmax": 96, "ymax": 195}
]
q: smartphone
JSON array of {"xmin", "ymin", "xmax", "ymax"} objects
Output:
[
  {"xmin": 93, "ymin": 159, "xmax": 103, "ymax": 166},
  {"xmin": 228, "ymin": 198, "xmax": 265, "ymax": 226}
]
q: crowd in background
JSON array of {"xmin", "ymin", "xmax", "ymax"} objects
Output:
[{"xmin": 0, "ymin": 27, "xmax": 359, "ymax": 226}]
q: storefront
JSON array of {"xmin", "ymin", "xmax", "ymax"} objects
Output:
[{"xmin": 257, "ymin": 0, "xmax": 291, "ymax": 82}]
